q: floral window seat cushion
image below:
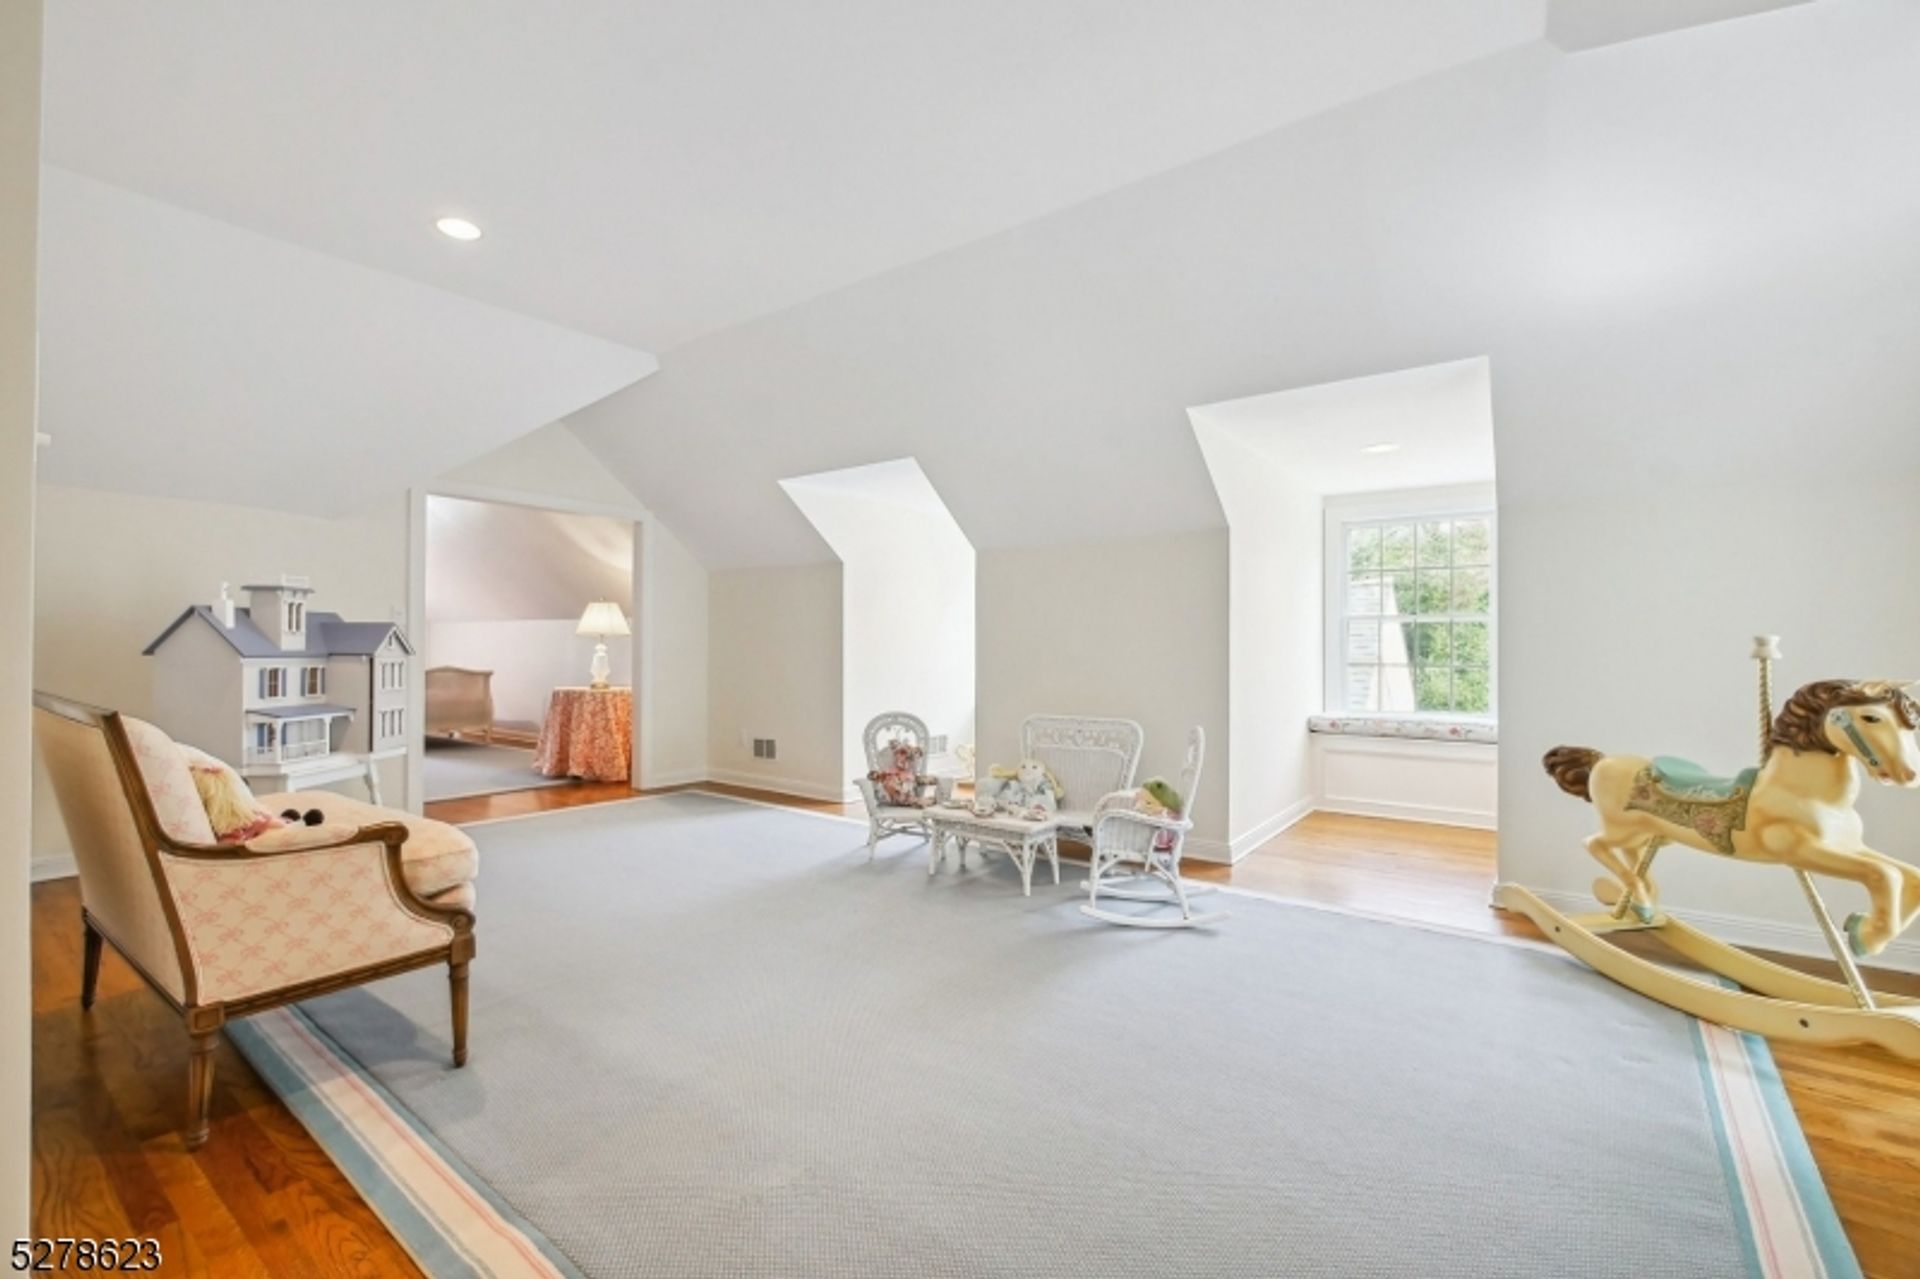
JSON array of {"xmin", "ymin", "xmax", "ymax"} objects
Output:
[{"xmin": 1307, "ymin": 715, "xmax": 1497, "ymax": 745}]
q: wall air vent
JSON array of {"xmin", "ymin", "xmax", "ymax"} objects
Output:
[{"xmin": 752, "ymin": 738, "xmax": 777, "ymax": 760}]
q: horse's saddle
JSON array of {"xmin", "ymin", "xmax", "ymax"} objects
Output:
[{"xmin": 1648, "ymin": 756, "xmax": 1758, "ymax": 803}]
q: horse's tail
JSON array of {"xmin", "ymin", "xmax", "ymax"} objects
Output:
[{"xmin": 1543, "ymin": 746, "xmax": 1603, "ymax": 801}]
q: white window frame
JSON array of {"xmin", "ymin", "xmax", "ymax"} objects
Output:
[
  {"xmin": 302, "ymin": 665, "xmax": 325, "ymax": 697},
  {"xmin": 1323, "ymin": 483, "xmax": 1497, "ymax": 722}
]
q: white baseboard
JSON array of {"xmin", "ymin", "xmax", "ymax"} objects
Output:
[
  {"xmin": 1190, "ymin": 796, "xmax": 1315, "ymax": 864},
  {"xmin": 639, "ymin": 767, "xmax": 709, "ymax": 789},
  {"xmin": 1516, "ymin": 884, "xmax": 1920, "ymax": 976},
  {"xmin": 705, "ymin": 768, "xmax": 858, "ymax": 804},
  {"xmin": 31, "ymin": 854, "xmax": 76, "ymax": 883},
  {"xmin": 1316, "ymin": 796, "xmax": 1496, "ymax": 830}
]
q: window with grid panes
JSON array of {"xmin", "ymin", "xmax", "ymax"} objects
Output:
[{"xmin": 1338, "ymin": 513, "xmax": 1493, "ymax": 716}]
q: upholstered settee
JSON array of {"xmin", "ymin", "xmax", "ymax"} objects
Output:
[{"xmin": 34, "ymin": 694, "xmax": 478, "ymax": 1148}]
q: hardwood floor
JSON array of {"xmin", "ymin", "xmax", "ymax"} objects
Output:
[{"xmin": 31, "ymin": 795, "xmax": 1920, "ymax": 1277}]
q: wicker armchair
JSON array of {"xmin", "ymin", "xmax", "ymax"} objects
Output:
[
  {"xmin": 1081, "ymin": 726, "xmax": 1223, "ymax": 928},
  {"xmin": 1019, "ymin": 714, "xmax": 1144, "ymax": 841},
  {"xmin": 853, "ymin": 711, "xmax": 941, "ymax": 859},
  {"xmin": 34, "ymin": 694, "xmax": 477, "ymax": 1147}
]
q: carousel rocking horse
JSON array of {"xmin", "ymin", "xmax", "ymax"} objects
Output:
[{"xmin": 1497, "ymin": 637, "xmax": 1920, "ymax": 1059}]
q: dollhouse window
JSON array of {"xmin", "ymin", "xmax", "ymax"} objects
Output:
[
  {"xmin": 302, "ymin": 666, "xmax": 325, "ymax": 697},
  {"xmin": 286, "ymin": 600, "xmax": 305, "ymax": 633},
  {"xmin": 261, "ymin": 667, "xmax": 286, "ymax": 698}
]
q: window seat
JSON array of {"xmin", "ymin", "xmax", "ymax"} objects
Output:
[{"xmin": 1308, "ymin": 715, "xmax": 1497, "ymax": 745}]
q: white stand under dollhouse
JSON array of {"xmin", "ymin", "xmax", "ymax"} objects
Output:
[{"xmin": 143, "ymin": 576, "xmax": 416, "ymax": 805}]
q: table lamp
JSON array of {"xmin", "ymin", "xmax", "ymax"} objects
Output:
[{"xmin": 576, "ymin": 601, "xmax": 630, "ymax": 689}]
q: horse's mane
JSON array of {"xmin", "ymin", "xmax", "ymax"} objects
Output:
[{"xmin": 1769, "ymin": 679, "xmax": 1920, "ymax": 755}]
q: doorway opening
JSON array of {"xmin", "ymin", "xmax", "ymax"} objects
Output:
[{"xmin": 421, "ymin": 494, "xmax": 636, "ymax": 803}]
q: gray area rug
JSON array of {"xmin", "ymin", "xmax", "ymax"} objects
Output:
[
  {"xmin": 274, "ymin": 794, "xmax": 1841, "ymax": 1278},
  {"xmin": 422, "ymin": 739, "xmax": 570, "ymax": 801}
]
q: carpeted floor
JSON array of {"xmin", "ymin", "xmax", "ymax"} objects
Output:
[
  {"xmin": 422, "ymin": 739, "xmax": 572, "ymax": 801},
  {"xmin": 236, "ymin": 793, "xmax": 1856, "ymax": 1279}
]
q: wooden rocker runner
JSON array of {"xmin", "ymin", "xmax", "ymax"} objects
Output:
[{"xmin": 1497, "ymin": 636, "xmax": 1920, "ymax": 1058}]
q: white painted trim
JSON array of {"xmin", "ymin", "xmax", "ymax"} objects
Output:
[
  {"xmin": 423, "ymin": 478, "xmax": 649, "ymax": 524},
  {"xmin": 1322, "ymin": 481, "xmax": 1498, "ymax": 719},
  {"xmin": 1198, "ymin": 794, "xmax": 1315, "ymax": 864},
  {"xmin": 633, "ymin": 511, "xmax": 657, "ymax": 790},
  {"xmin": 1513, "ymin": 884, "xmax": 1920, "ymax": 977},
  {"xmin": 1315, "ymin": 735, "xmax": 1497, "ymax": 763},
  {"xmin": 1316, "ymin": 796, "xmax": 1496, "ymax": 830},
  {"xmin": 409, "ymin": 483, "xmax": 660, "ymax": 805},
  {"xmin": 705, "ymin": 768, "xmax": 859, "ymax": 804},
  {"xmin": 30, "ymin": 855, "xmax": 75, "ymax": 883},
  {"xmin": 643, "ymin": 767, "xmax": 709, "ymax": 788}
]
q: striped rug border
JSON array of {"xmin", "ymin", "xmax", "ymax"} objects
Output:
[
  {"xmin": 231, "ymin": 916, "xmax": 1861, "ymax": 1277},
  {"xmin": 229, "ymin": 1006, "xmax": 583, "ymax": 1279}
]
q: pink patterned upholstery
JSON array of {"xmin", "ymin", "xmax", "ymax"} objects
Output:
[
  {"xmin": 163, "ymin": 842, "xmax": 457, "ymax": 1003},
  {"xmin": 121, "ymin": 715, "xmax": 218, "ymax": 845}
]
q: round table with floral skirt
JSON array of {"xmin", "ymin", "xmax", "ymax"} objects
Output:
[{"xmin": 534, "ymin": 686, "xmax": 633, "ymax": 782}]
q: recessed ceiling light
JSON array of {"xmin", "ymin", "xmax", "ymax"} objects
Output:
[
  {"xmin": 435, "ymin": 216, "xmax": 483, "ymax": 242},
  {"xmin": 1360, "ymin": 442, "xmax": 1400, "ymax": 455}
]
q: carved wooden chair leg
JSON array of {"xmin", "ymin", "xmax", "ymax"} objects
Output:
[
  {"xmin": 185, "ymin": 1029, "xmax": 219, "ymax": 1150},
  {"xmin": 450, "ymin": 960, "xmax": 470, "ymax": 1068},
  {"xmin": 80, "ymin": 917, "xmax": 103, "ymax": 1010}
]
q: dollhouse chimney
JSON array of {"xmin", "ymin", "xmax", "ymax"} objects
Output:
[{"xmin": 245, "ymin": 575, "xmax": 315, "ymax": 651}]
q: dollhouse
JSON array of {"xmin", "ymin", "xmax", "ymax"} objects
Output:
[{"xmin": 143, "ymin": 576, "xmax": 414, "ymax": 801}]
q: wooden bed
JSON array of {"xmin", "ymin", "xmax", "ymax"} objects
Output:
[{"xmin": 425, "ymin": 666, "xmax": 495, "ymax": 741}]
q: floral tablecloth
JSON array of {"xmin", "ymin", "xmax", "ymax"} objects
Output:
[{"xmin": 535, "ymin": 687, "xmax": 633, "ymax": 781}]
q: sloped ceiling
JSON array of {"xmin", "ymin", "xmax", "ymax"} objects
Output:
[
  {"xmin": 36, "ymin": 169, "xmax": 659, "ymax": 515},
  {"xmin": 425, "ymin": 496, "xmax": 633, "ymax": 623},
  {"xmin": 1190, "ymin": 359, "xmax": 1495, "ymax": 499},
  {"xmin": 567, "ymin": 0, "xmax": 1920, "ymax": 563},
  {"xmin": 44, "ymin": 0, "xmax": 1543, "ymax": 353},
  {"xmin": 39, "ymin": 1, "xmax": 1918, "ymax": 565}
]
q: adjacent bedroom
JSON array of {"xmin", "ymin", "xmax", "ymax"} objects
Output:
[{"xmin": 422, "ymin": 494, "xmax": 635, "ymax": 802}]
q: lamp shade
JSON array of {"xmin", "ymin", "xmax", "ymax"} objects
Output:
[{"xmin": 576, "ymin": 601, "xmax": 630, "ymax": 637}]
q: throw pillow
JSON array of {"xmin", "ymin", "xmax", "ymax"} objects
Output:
[{"xmin": 177, "ymin": 745, "xmax": 282, "ymax": 843}]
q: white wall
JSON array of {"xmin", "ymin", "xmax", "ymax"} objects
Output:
[
  {"xmin": 782, "ymin": 460, "xmax": 974, "ymax": 780},
  {"xmin": 977, "ymin": 531, "xmax": 1230, "ymax": 851},
  {"xmin": 638, "ymin": 515, "xmax": 709, "ymax": 788},
  {"xmin": 1313, "ymin": 736, "xmax": 1498, "ymax": 829},
  {"xmin": 1499, "ymin": 473, "xmax": 1920, "ymax": 970},
  {"xmin": 1192, "ymin": 421, "xmax": 1323, "ymax": 855},
  {"xmin": 425, "ymin": 621, "xmax": 632, "ymax": 726},
  {"xmin": 31, "ymin": 484, "xmax": 410, "ymax": 864},
  {"xmin": 707, "ymin": 564, "xmax": 846, "ymax": 800},
  {"xmin": 1, "ymin": 0, "xmax": 41, "ymax": 1239}
]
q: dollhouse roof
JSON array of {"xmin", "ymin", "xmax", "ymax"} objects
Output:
[{"xmin": 142, "ymin": 606, "xmax": 414, "ymax": 659}]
